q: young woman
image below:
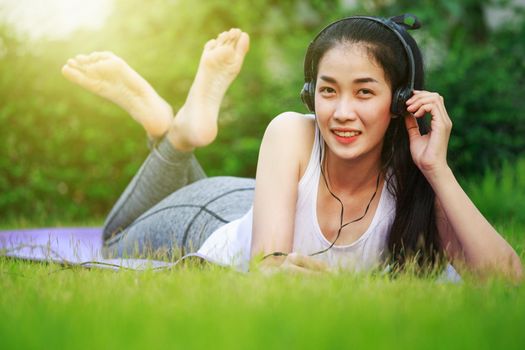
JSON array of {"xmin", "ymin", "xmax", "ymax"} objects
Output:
[{"xmin": 62, "ymin": 18, "xmax": 522, "ymax": 281}]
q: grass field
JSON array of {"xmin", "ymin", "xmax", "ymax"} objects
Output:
[{"xmin": 1, "ymin": 222, "xmax": 524, "ymax": 350}]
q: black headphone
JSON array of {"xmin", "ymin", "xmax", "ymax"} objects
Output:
[{"xmin": 300, "ymin": 14, "xmax": 421, "ymax": 116}]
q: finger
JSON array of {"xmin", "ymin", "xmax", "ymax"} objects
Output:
[
  {"xmin": 281, "ymin": 259, "xmax": 317, "ymax": 274},
  {"xmin": 406, "ymin": 95, "xmax": 442, "ymax": 114},
  {"xmin": 411, "ymin": 101, "xmax": 446, "ymax": 119},
  {"xmin": 436, "ymin": 100, "xmax": 453, "ymax": 129},
  {"xmin": 407, "ymin": 93, "xmax": 451, "ymax": 132},
  {"xmin": 286, "ymin": 253, "xmax": 328, "ymax": 271},
  {"xmin": 406, "ymin": 90, "xmax": 430, "ymax": 103},
  {"xmin": 412, "ymin": 103, "xmax": 432, "ymax": 118},
  {"xmin": 407, "ymin": 94, "xmax": 441, "ymax": 105},
  {"xmin": 404, "ymin": 113, "xmax": 421, "ymax": 141},
  {"xmin": 415, "ymin": 103, "xmax": 452, "ymax": 145}
]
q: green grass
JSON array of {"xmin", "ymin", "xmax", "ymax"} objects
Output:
[
  {"xmin": 1, "ymin": 161, "xmax": 525, "ymax": 350},
  {"xmin": 0, "ymin": 259, "xmax": 524, "ymax": 350},
  {"xmin": 1, "ymin": 226, "xmax": 524, "ymax": 350}
]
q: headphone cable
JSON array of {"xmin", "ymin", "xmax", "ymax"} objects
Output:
[{"xmin": 262, "ymin": 144, "xmax": 382, "ymax": 260}]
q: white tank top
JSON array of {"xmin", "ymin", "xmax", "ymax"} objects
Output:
[
  {"xmin": 198, "ymin": 118, "xmax": 396, "ymax": 272},
  {"xmin": 291, "ymin": 121, "xmax": 396, "ymax": 271}
]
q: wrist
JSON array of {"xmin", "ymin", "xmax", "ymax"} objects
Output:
[
  {"xmin": 421, "ymin": 164, "xmax": 455, "ymax": 192},
  {"xmin": 420, "ymin": 162, "xmax": 452, "ymax": 184},
  {"xmin": 250, "ymin": 253, "xmax": 286, "ymax": 272}
]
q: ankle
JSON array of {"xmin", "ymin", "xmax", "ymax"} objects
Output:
[
  {"xmin": 167, "ymin": 120, "xmax": 196, "ymax": 152},
  {"xmin": 169, "ymin": 116, "xmax": 218, "ymax": 150}
]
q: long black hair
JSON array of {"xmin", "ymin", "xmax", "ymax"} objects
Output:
[{"xmin": 306, "ymin": 17, "xmax": 444, "ymax": 274}]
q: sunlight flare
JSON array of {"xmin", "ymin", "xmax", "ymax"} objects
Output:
[{"xmin": 0, "ymin": 0, "xmax": 113, "ymax": 39}]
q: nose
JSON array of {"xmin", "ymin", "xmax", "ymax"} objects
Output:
[{"xmin": 333, "ymin": 96, "xmax": 358, "ymax": 122}]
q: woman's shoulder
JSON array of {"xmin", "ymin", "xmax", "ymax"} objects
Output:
[
  {"xmin": 263, "ymin": 112, "xmax": 316, "ymax": 172},
  {"xmin": 264, "ymin": 112, "xmax": 316, "ymax": 146},
  {"xmin": 266, "ymin": 111, "xmax": 315, "ymax": 129}
]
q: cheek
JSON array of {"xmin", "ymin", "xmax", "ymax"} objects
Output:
[
  {"xmin": 363, "ymin": 96, "xmax": 392, "ymax": 119},
  {"xmin": 313, "ymin": 97, "xmax": 333, "ymax": 122},
  {"xmin": 313, "ymin": 91, "xmax": 332, "ymax": 113}
]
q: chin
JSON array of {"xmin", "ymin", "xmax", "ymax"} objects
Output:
[
  {"xmin": 326, "ymin": 143, "xmax": 362, "ymax": 161},
  {"xmin": 327, "ymin": 141, "xmax": 382, "ymax": 163}
]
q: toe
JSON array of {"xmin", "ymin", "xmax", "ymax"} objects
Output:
[
  {"xmin": 96, "ymin": 51, "xmax": 117, "ymax": 60},
  {"xmin": 91, "ymin": 51, "xmax": 111, "ymax": 62},
  {"xmin": 227, "ymin": 28, "xmax": 241, "ymax": 44},
  {"xmin": 235, "ymin": 32, "xmax": 250, "ymax": 54},
  {"xmin": 229, "ymin": 28, "xmax": 240, "ymax": 41},
  {"xmin": 75, "ymin": 54, "xmax": 90, "ymax": 63},
  {"xmin": 61, "ymin": 65, "xmax": 86, "ymax": 83},
  {"xmin": 217, "ymin": 31, "xmax": 229, "ymax": 44},
  {"xmin": 230, "ymin": 28, "xmax": 241, "ymax": 38},
  {"xmin": 204, "ymin": 39, "xmax": 217, "ymax": 50},
  {"xmin": 67, "ymin": 58, "xmax": 84, "ymax": 71},
  {"xmin": 87, "ymin": 52, "xmax": 100, "ymax": 62}
]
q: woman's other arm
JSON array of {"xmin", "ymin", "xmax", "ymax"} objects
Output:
[
  {"xmin": 251, "ymin": 112, "xmax": 313, "ymax": 265},
  {"xmin": 433, "ymin": 169, "xmax": 522, "ymax": 282},
  {"xmin": 405, "ymin": 90, "xmax": 523, "ymax": 282}
]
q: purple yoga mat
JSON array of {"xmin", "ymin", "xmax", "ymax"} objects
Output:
[
  {"xmin": 0, "ymin": 227, "xmax": 216, "ymax": 270},
  {"xmin": 0, "ymin": 227, "xmax": 104, "ymax": 262},
  {"xmin": 0, "ymin": 227, "xmax": 461, "ymax": 281}
]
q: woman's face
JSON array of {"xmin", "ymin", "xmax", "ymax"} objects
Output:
[{"xmin": 314, "ymin": 43, "xmax": 393, "ymax": 165}]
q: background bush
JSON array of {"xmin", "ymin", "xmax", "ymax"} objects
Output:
[{"xmin": 0, "ymin": 0, "xmax": 524, "ymax": 224}]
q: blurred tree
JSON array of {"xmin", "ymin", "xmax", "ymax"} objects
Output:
[
  {"xmin": 352, "ymin": 0, "xmax": 525, "ymax": 176},
  {"xmin": 0, "ymin": 0, "xmax": 523, "ymax": 222}
]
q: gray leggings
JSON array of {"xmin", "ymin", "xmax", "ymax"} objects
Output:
[{"xmin": 102, "ymin": 136, "xmax": 255, "ymax": 259}]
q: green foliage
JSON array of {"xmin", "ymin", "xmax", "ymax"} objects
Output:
[
  {"xmin": 465, "ymin": 157, "xmax": 525, "ymax": 226},
  {"xmin": 355, "ymin": 0, "xmax": 525, "ymax": 175},
  {"xmin": 0, "ymin": 0, "xmax": 524, "ymax": 222},
  {"xmin": 428, "ymin": 21, "xmax": 525, "ymax": 175}
]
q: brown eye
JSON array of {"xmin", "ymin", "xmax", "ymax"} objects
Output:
[
  {"xmin": 358, "ymin": 89, "xmax": 373, "ymax": 96},
  {"xmin": 319, "ymin": 87, "xmax": 335, "ymax": 94}
]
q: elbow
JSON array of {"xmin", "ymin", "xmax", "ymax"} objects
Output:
[
  {"xmin": 487, "ymin": 249, "xmax": 523, "ymax": 284},
  {"xmin": 500, "ymin": 245, "xmax": 523, "ymax": 283},
  {"xmin": 467, "ymin": 249, "xmax": 523, "ymax": 283},
  {"xmin": 509, "ymin": 253, "xmax": 523, "ymax": 283}
]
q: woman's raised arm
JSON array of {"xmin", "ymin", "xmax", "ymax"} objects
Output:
[{"xmin": 405, "ymin": 90, "xmax": 523, "ymax": 282}]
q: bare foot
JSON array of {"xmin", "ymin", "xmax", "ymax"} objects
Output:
[
  {"xmin": 61, "ymin": 52, "xmax": 173, "ymax": 139},
  {"xmin": 168, "ymin": 28, "xmax": 250, "ymax": 151}
]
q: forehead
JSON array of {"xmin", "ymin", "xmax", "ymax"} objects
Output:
[{"xmin": 317, "ymin": 43, "xmax": 388, "ymax": 83}]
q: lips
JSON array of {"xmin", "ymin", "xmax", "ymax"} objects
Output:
[{"xmin": 331, "ymin": 129, "xmax": 361, "ymax": 144}]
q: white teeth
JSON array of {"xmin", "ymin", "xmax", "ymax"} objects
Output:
[{"xmin": 333, "ymin": 130, "xmax": 360, "ymax": 137}]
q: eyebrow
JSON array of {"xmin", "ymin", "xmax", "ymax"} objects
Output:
[{"xmin": 319, "ymin": 75, "xmax": 379, "ymax": 84}]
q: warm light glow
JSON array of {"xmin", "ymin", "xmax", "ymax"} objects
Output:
[{"xmin": 0, "ymin": 0, "xmax": 114, "ymax": 39}]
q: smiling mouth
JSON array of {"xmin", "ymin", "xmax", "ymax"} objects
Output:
[{"xmin": 333, "ymin": 130, "xmax": 361, "ymax": 137}]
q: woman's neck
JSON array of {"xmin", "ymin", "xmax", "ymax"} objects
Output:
[{"xmin": 323, "ymin": 148, "xmax": 383, "ymax": 195}]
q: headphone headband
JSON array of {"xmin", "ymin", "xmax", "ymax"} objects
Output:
[{"xmin": 301, "ymin": 14, "xmax": 421, "ymax": 115}]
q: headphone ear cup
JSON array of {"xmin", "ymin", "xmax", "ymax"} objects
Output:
[
  {"xmin": 301, "ymin": 82, "xmax": 316, "ymax": 112},
  {"xmin": 391, "ymin": 87, "xmax": 412, "ymax": 117}
]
